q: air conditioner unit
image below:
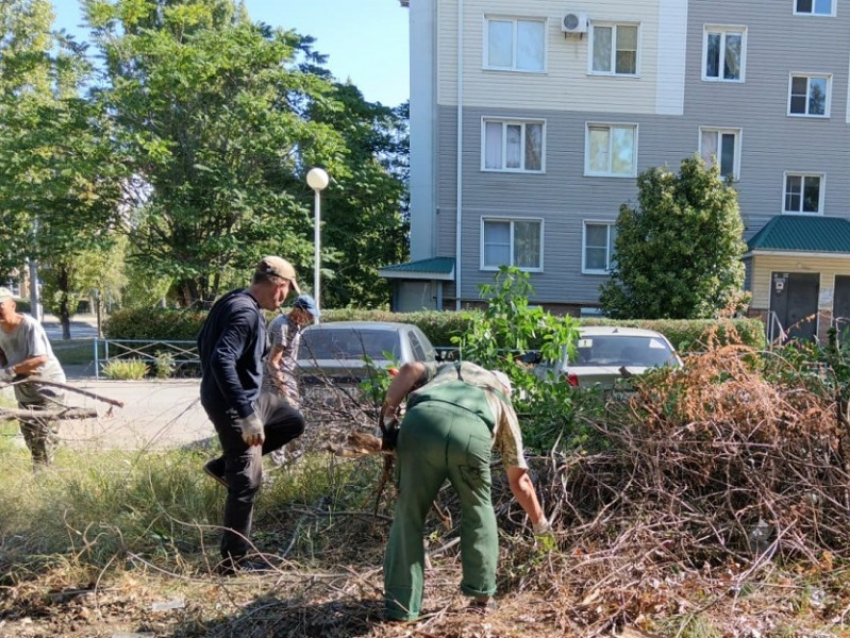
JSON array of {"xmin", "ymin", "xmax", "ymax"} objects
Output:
[{"xmin": 561, "ymin": 12, "xmax": 588, "ymax": 34}]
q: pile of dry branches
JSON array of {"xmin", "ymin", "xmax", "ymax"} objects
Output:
[
  {"xmin": 268, "ymin": 337, "xmax": 850, "ymax": 634},
  {"xmin": 506, "ymin": 336, "xmax": 850, "ymax": 635}
]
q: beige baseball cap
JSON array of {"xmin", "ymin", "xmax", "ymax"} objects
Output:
[
  {"xmin": 0, "ymin": 287, "xmax": 13, "ymax": 302},
  {"xmin": 256, "ymin": 256, "xmax": 300, "ymax": 294}
]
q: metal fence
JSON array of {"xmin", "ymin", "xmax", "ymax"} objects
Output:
[
  {"xmin": 94, "ymin": 339, "xmax": 198, "ymax": 379},
  {"xmin": 93, "ymin": 339, "xmax": 462, "ymax": 379}
]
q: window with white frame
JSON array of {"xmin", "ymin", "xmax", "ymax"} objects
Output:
[
  {"xmin": 794, "ymin": 0, "xmax": 834, "ymax": 16},
  {"xmin": 585, "ymin": 124, "xmax": 637, "ymax": 177},
  {"xmin": 703, "ymin": 27, "xmax": 745, "ymax": 81},
  {"xmin": 591, "ymin": 23, "xmax": 638, "ymax": 76},
  {"xmin": 481, "ymin": 218, "xmax": 542, "ymax": 270},
  {"xmin": 482, "ymin": 119, "xmax": 544, "ymax": 172},
  {"xmin": 783, "ymin": 173, "xmax": 824, "ymax": 214},
  {"xmin": 788, "ymin": 74, "xmax": 830, "ymax": 116},
  {"xmin": 485, "ymin": 17, "xmax": 545, "ymax": 72},
  {"xmin": 700, "ymin": 127, "xmax": 741, "ymax": 180},
  {"xmin": 583, "ymin": 222, "xmax": 617, "ymax": 274}
]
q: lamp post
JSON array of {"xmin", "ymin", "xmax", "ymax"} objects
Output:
[{"xmin": 306, "ymin": 167, "xmax": 329, "ymax": 321}]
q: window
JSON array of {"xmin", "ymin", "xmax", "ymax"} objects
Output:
[
  {"xmin": 591, "ymin": 23, "xmax": 638, "ymax": 76},
  {"xmin": 408, "ymin": 332, "xmax": 425, "ymax": 361},
  {"xmin": 585, "ymin": 124, "xmax": 637, "ymax": 177},
  {"xmin": 482, "ymin": 218, "xmax": 542, "ymax": 270},
  {"xmin": 783, "ymin": 173, "xmax": 824, "ymax": 214},
  {"xmin": 700, "ymin": 127, "xmax": 741, "ymax": 180},
  {"xmin": 299, "ymin": 329, "xmax": 401, "ymax": 360},
  {"xmin": 788, "ymin": 74, "xmax": 830, "ymax": 117},
  {"xmin": 485, "ymin": 17, "xmax": 545, "ymax": 71},
  {"xmin": 703, "ymin": 27, "xmax": 745, "ymax": 81},
  {"xmin": 482, "ymin": 119, "xmax": 544, "ymax": 172},
  {"xmin": 583, "ymin": 222, "xmax": 617, "ymax": 274},
  {"xmin": 794, "ymin": 0, "xmax": 834, "ymax": 15}
]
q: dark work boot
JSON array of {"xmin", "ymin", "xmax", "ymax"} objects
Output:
[{"xmin": 203, "ymin": 456, "xmax": 227, "ymax": 489}]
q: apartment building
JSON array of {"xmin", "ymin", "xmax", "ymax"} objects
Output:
[{"xmin": 381, "ymin": 0, "xmax": 850, "ymax": 341}]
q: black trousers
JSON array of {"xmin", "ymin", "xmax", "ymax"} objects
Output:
[{"xmin": 206, "ymin": 391, "xmax": 305, "ymax": 561}]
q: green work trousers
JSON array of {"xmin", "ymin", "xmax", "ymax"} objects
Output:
[{"xmin": 383, "ymin": 401, "xmax": 498, "ymax": 621}]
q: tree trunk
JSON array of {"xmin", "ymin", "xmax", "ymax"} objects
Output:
[
  {"xmin": 57, "ymin": 267, "xmax": 72, "ymax": 340},
  {"xmin": 59, "ymin": 292, "xmax": 71, "ymax": 340},
  {"xmin": 178, "ymin": 279, "xmax": 201, "ymax": 308}
]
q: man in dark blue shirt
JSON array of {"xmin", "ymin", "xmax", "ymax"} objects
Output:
[{"xmin": 198, "ymin": 256, "xmax": 306, "ymax": 574}]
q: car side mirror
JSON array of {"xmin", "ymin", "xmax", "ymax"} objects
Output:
[{"xmin": 519, "ymin": 351, "xmax": 542, "ymax": 364}]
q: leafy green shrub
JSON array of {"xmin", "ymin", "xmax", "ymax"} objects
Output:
[
  {"xmin": 103, "ymin": 307, "xmax": 207, "ymax": 340},
  {"xmin": 102, "ymin": 358, "xmax": 149, "ymax": 380},
  {"xmin": 14, "ymin": 298, "xmax": 31, "ymax": 314},
  {"xmin": 153, "ymin": 351, "xmax": 176, "ymax": 379},
  {"xmin": 453, "ymin": 267, "xmax": 597, "ymax": 452},
  {"xmin": 102, "ymin": 305, "xmax": 765, "ymax": 353}
]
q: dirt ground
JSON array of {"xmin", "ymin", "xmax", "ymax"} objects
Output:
[{"xmin": 0, "ymin": 565, "xmax": 648, "ymax": 638}]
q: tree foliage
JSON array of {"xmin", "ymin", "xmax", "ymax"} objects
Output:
[
  {"xmin": 0, "ymin": 0, "xmax": 409, "ymax": 315},
  {"xmin": 454, "ymin": 267, "xmax": 588, "ymax": 451},
  {"xmin": 86, "ymin": 0, "xmax": 407, "ymax": 307},
  {"xmin": 599, "ymin": 156, "xmax": 747, "ymax": 319},
  {"xmin": 0, "ymin": 0, "xmax": 126, "ymax": 335},
  {"xmin": 309, "ymin": 87, "xmax": 409, "ymax": 308}
]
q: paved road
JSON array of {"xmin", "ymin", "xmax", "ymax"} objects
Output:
[
  {"xmin": 1, "ymin": 314, "xmax": 216, "ymax": 453},
  {"xmin": 2, "ymin": 378, "xmax": 213, "ymax": 453},
  {"xmin": 41, "ymin": 313, "xmax": 101, "ymax": 341},
  {"xmin": 60, "ymin": 378, "xmax": 214, "ymax": 452}
]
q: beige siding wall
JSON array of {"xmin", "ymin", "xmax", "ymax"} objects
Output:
[
  {"xmin": 437, "ymin": 0, "xmax": 667, "ymax": 113},
  {"xmin": 750, "ymin": 254, "xmax": 850, "ymax": 310}
]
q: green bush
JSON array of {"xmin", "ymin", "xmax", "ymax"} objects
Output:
[
  {"xmin": 103, "ymin": 307, "xmax": 207, "ymax": 341},
  {"xmin": 102, "ymin": 358, "xmax": 149, "ymax": 380},
  {"xmin": 101, "ymin": 306, "xmax": 765, "ymax": 352},
  {"xmin": 153, "ymin": 351, "xmax": 176, "ymax": 379}
]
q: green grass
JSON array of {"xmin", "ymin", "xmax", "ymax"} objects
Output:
[
  {"xmin": 50, "ymin": 338, "xmax": 100, "ymax": 366},
  {"xmin": 0, "ymin": 444, "xmax": 384, "ymax": 583}
]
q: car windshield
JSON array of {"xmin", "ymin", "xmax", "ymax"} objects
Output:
[
  {"xmin": 570, "ymin": 335, "xmax": 676, "ymax": 367},
  {"xmin": 299, "ymin": 329, "xmax": 401, "ymax": 361}
]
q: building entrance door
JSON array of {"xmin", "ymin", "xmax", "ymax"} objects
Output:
[{"xmin": 769, "ymin": 272, "xmax": 819, "ymax": 342}]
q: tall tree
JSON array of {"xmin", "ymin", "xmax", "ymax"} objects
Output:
[
  {"xmin": 599, "ymin": 156, "xmax": 746, "ymax": 319},
  {"xmin": 0, "ymin": 0, "xmax": 126, "ymax": 336},
  {"xmin": 86, "ymin": 0, "xmax": 350, "ymax": 305},
  {"xmin": 309, "ymin": 85, "xmax": 409, "ymax": 308},
  {"xmin": 0, "ymin": 0, "xmax": 54, "ymax": 276}
]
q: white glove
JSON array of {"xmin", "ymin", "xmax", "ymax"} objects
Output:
[
  {"xmin": 532, "ymin": 516, "xmax": 552, "ymax": 536},
  {"xmin": 235, "ymin": 412, "xmax": 264, "ymax": 446},
  {"xmin": 0, "ymin": 367, "xmax": 15, "ymax": 383}
]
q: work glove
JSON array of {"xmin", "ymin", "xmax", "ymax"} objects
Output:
[
  {"xmin": 0, "ymin": 367, "xmax": 15, "ymax": 383},
  {"xmin": 532, "ymin": 516, "xmax": 552, "ymax": 536},
  {"xmin": 379, "ymin": 402, "xmax": 401, "ymax": 452},
  {"xmin": 235, "ymin": 412, "xmax": 264, "ymax": 447}
]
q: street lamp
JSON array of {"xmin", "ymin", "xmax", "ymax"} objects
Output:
[{"xmin": 306, "ymin": 167, "xmax": 329, "ymax": 322}]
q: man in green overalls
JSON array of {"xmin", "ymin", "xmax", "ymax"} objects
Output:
[{"xmin": 381, "ymin": 360, "xmax": 550, "ymax": 621}]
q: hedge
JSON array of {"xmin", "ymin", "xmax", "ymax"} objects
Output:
[{"xmin": 103, "ymin": 307, "xmax": 766, "ymax": 353}]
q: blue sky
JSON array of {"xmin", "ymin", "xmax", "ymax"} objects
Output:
[{"xmin": 50, "ymin": 0, "xmax": 411, "ymax": 106}]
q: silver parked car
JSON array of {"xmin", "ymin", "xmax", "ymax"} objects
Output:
[
  {"xmin": 297, "ymin": 320, "xmax": 437, "ymax": 394},
  {"xmin": 539, "ymin": 326, "xmax": 682, "ymax": 390}
]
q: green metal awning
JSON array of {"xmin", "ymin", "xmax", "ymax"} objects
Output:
[
  {"xmin": 378, "ymin": 257, "xmax": 455, "ymax": 281},
  {"xmin": 746, "ymin": 215, "xmax": 850, "ymax": 255}
]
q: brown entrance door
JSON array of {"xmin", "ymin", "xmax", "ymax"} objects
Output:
[{"xmin": 769, "ymin": 272, "xmax": 819, "ymax": 342}]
